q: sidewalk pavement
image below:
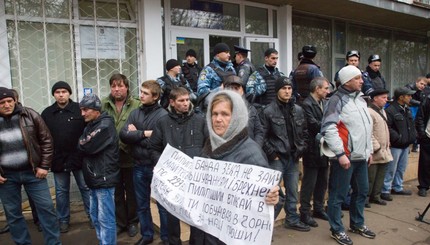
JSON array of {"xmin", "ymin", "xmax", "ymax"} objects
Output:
[
  {"xmin": 0, "ymin": 150, "xmax": 428, "ymax": 245},
  {"xmin": 1, "ymin": 178, "xmax": 429, "ymax": 245}
]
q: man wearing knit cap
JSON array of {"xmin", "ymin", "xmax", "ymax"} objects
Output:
[
  {"xmin": 197, "ymin": 42, "xmax": 236, "ymax": 97},
  {"xmin": 260, "ymin": 76, "xmax": 309, "ymax": 232},
  {"xmin": 101, "ymin": 73, "xmax": 140, "ymax": 237},
  {"xmin": 362, "ymin": 54, "xmax": 387, "ymax": 95},
  {"xmin": 233, "ymin": 45, "xmax": 255, "ymax": 85},
  {"xmin": 41, "ymin": 81, "xmax": 91, "ymax": 233},
  {"xmin": 79, "ymin": 93, "xmax": 120, "ymax": 245},
  {"xmin": 321, "ymin": 65, "xmax": 375, "ymax": 245},
  {"xmin": 157, "ymin": 59, "xmax": 193, "ymax": 108},
  {"xmin": 182, "ymin": 49, "xmax": 202, "ymax": 93},
  {"xmin": 0, "ymin": 87, "xmax": 61, "ymax": 244},
  {"xmin": 246, "ymin": 48, "xmax": 284, "ymax": 106}
]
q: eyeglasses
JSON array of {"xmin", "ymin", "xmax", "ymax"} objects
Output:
[{"xmin": 347, "ymin": 50, "xmax": 360, "ymax": 58}]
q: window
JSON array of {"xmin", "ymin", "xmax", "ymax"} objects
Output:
[
  {"xmin": 245, "ymin": 6, "xmax": 268, "ymax": 35},
  {"xmin": 171, "ymin": 0, "xmax": 240, "ymax": 31},
  {"xmin": 292, "ymin": 15, "xmax": 331, "ymax": 81},
  {"xmin": 5, "ymin": 0, "xmax": 139, "ymax": 112}
]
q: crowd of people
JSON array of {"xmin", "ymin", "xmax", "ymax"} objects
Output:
[{"xmin": 0, "ymin": 42, "xmax": 429, "ymax": 245}]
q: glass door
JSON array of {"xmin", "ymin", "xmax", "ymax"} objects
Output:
[
  {"xmin": 245, "ymin": 37, "xmax": 279, "ymax": 68},
  {"xmin": 170, "ymin": 31, "xmax": 209, "ymax": 67}
]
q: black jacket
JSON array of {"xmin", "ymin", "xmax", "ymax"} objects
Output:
[
  {"xmin": 182, "ymin": 62, "xmax": 202, "ymax": 93},
  {"xmin": 119, "ymin": 103, "xmax": 168, "ymax": 166},
  {"xmin": 0, "ymin": 105, "xmax": 53, "ymax": 175},
  {"xmin": 301, "ymin": 95, "xmax": 328, "ymax": 167},
  {"xmin": 201, "ymin": 129, "xmax": 268, "ymax": 168},
  {"xmin": 41, "ymin": 100, "xmax": 85, "ymax": 172},
  {"xmin": 405, "ymin": 82, "xmax": 425, "ymax": 106},
  {"xmin": 248, "ymin": 103, "xmax": 264, "ymax": 146},
  {"xmin": 385, "ymin": 101, "xmax": 416, "ymax": 148},
  {"xmin": 416, "ymin": 95, "xmax": 430, "ymax": 144},
  {"xmin": 78, "ymin": 112, "xmax": 120, "ymax": 189},
  {"xmin": 260, "ymin": 99, "xmax": 308, "ymax": 161},
  {"xmin": 149, "ymin": 106, "xmax": 208, "ymax": 163}
]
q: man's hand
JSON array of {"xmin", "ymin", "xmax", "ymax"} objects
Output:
[
  {"xmin": 265, "ymin": 185, "xmax": 280, "ymax": 205},
  {"xmin": 338, "ymin": 155, "xmax": 351, "ymax": 170},
  {"xmin": 35, "ymin": 168, "xmax": 48, "ymax": 179},
  {"xmin": 0, "ymin": 175, "xmax": 7, "ymax": 184},
  {"xmin": 368, "ymin": 154, "xmax": 373, "ymax": 167},
  {"xmin": 128, "ymin": 124, "xmax": 137, "ymax": 131},
  {"xmin": 144, "ymin": 130, "xmax": 153, "ymax": 138}
]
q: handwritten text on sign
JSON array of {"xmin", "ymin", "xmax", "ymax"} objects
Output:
[{"xmin": 151, "ymin": 144, "xmax": 282, "ymax": 245}]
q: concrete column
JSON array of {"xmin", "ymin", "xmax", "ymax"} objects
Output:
[
  {"xmin": 139, "ymin": 0, "xmax": 164, "ymax": 81},
  {"xmin": 0, "ymin": 0, "xmax": 12, "ymax": 87},
  {"xmin": 278, "ymin": 5, "xmax": 293, "ymax": 75}
]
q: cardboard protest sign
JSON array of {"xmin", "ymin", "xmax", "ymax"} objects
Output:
[{"xmin": 151, "ymin": 144, "xmax": 282, "ymax": 245}]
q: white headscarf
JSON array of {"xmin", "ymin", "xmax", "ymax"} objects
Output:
[{"xmin": 206, "ymin": 90, "xmax": 249, "ymax": 151}]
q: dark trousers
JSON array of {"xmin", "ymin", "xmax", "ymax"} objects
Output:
[
  {"xmin": 167, "ymin": 212, "xmax": 205, "ymax": 245},
  {"xmin": 368, "ymin": 163, "xmax": 388, "ymax": 201},
  {"xmin": 115, "ymin": 167, "xmax": 138, "ymax": 229},
  {"xmin": 299, "ymin": 165, "xmax": 328, "ymax": 214},
  {"xmin": 418, "ymin": 143, "xmax": 430, "ymax": 190}
]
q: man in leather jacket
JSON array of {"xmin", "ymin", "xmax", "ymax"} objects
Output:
[
  {"xmin": 0, "ymin": 87, "xmax": 61, "ymax": 245},
  {"xmin": 299, "ymin": 77, "xmax": 330, "ymax": 227},
  {"xmin": 260, "ymin": 77, "xmax": 309, "ymax": 232}
]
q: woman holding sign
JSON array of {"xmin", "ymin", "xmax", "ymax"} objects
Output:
[{"xmin": 201, "ymin": 90, "xmax": 279, "ymax": 245}]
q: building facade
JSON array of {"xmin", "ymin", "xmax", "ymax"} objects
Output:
[{"xmin": 1, "ymin": 0, "xmax": 429, "ymax": 113}]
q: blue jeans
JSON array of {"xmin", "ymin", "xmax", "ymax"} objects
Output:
[
  {"xmin": 54, "ymin": 170, "xmax": 90, "ymax": 224},
  {"xmin": 270, "ymin": 155, "xmax": 300, "ymax": 225},
  {"xmin": 327, "ymin": 159, "xmax": 368, "ymax": 233},
  {"xmin": 90, "ymin": 187, "xmax": 116, "ymax": 245},
  {"xmin": 133, "ymin": 164, "xmax": 168, "ymax": 241},
  {"xmin": 0, "ymin": 169, "xmax": 61, "ymax": 245},
  {"xmin": 382, "ymin": 147, "xmax": 409, "ymax": 193}
]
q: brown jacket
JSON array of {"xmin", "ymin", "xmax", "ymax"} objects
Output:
[
  {"xmin": 369, "ymin": 105, "xmax": 393, "ymax": 164},
  {"xmin": 0, "ymin": 105, "xmax": 53, "ymax": 175}
]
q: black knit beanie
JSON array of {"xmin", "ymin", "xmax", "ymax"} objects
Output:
[
  {"xmin": 165, "ymin": 59, "xmax": 181, "ymax": 71},
  {"xmin": 51, "ymin": 81, "xmax": 72, "ymax": 96},
  {"xmin": 185, "ymin": 49, "xmax": 197, "ymax": 58},
  {"xmin": 275, "ymin": 76, "xmax": 293, "ymax": 93},
  {"xmin": 213, "ymin": 43, "xmax": 230, "ymax": 55}
]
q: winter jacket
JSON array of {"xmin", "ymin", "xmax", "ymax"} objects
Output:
[
  {"xmin": 385, "ymin": 101, "xmax": 416, "ymax": 148},
  {"xmin": 301, "ymin": 95, "xmax": 328, "ymax": 168},
  {"xmin": 405, "ymin": 82, "xmax": 425, "ymax": 106},
  {"xmin": 260, "ymin": 99, "xmax": 308, "ymax": 161},
  {"xmin": 292, "ymin": 58, "xmax": 323, "ymax": 100},
  {"xmin": 201, "ymin": 128, "xmax": 268, "ymax": 168},
  {"xmin": 416, "ymin": 95, "xmax": 430, "ymax": 144},
  {"xmin": 182, "ymin": 62, "xmax": 202, "ymax": 93},
  {"xmin": 101, "ymin": 94, "xmax": 140, "ymax": 167},
  {"xmin": 157, "ymin": 74, "xmax": 193, "ymax": 108},
  {"xmin": 197, "ymin": 59, "xmax": 235, "ymax": 96},
  {"xmin": 149, "ymin": 105, "xmax": 208, "ymax": 163},
  {"xmin": 119, "ymin": 103, "xmax": 167, "ymax": 166},
  {"xmin": 41, "ymin": 100, "xmax": 85, "ymax": 172},
  {"xmin": 362, "ymin": 66, "xmax": 386, "ymax": 95},
  {"xmin": 78, "ymin": 112, "xmax": 119, "ymax": 189},
  {"xmin": 248, "ymin": 103, "xmax": 264, "ymax": 146},
  {"xmin": 368, "ymin": 104, "xmax": 393, "ymax": 164},
  {"xmin": 321, "ymin": 86, "xmax": 373, "ymax": 161},
  {"xmin": 236, "ymin": 58, "xmax": 255, "ymax": 85},
  {"xmin": 246, "ymin": 66, "xmax": 284, "ymax": 105},
  {"xmin": 0, "ymin": 105, "xmax": 53, "ymax": 175}
]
